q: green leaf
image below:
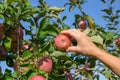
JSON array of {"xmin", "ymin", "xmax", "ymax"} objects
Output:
[
  {"xmin": 105, "ymin": 32, "xmax": 114, "ymax": 41},
  {"xmin": 90, "ymin": 35, "xmax": 103, "ymax": 45},
  {"xmin": 50, "ymin": 51, "xmax": 71, "ymax": 60},
  {"xmin": 49, "ymin": 7, "xmax": 64, "ymax": 12},
  {"xmin": 7, "ymin": 0, "xmax": 18, "ymax": 4},
  {"xmin": 62, "ymin": 16, "xmax": 67, "ymax": 21},
  {"xmin": 4, "ymin": 37, "xmax": 12, "ymax": 51},
  {"xmin": 39, "ymin": 17, "xmax": 50, "ymax": 30},
  {"xmin": 111, "ymin": 0, "xmax": 115, "ymax": 4},
  {"xmin": 100, "ymin": 0, "xmax": 106, "ymax": 3},
  {"xmin": 6, "ymin": 57, "xmax": 14, "ymax": 67},
  {"xmin": 22, "ymin": 50, "xmax": 33, "ymax": 60},
  {"xmin": 84, "ymin": 15, "xmax": 96, "ymax": 29}
]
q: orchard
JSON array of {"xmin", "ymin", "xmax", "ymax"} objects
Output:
[{"xmin": 0, "ymin": 0, "xmax": 120, "ymax": 80}]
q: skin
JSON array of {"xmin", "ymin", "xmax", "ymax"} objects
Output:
[{"xmin": 61, "ymin": 29, "xmax": 120, "ymax": 76}]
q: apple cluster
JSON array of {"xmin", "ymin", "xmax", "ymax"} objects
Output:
[{"xmin": 13, "ymin": 56, "xmax": 53, "ymax": 80}]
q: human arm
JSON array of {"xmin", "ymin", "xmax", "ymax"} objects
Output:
[{"xmin": 61, "ymin": 29, "xmax": 120, "ymax": 76}]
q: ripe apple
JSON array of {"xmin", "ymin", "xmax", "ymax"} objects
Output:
[
  {"xmin": 30, "ymin": 75, "xmax": 46, "ymax": 80},
  {"xmin": 38, "ymin": 57, "xmax": 53, "ymax": 73},
  {"xmin": 115, "ymin": 38, "xmax": 120, "ymax": 46},
  {"xmin": 0, "ymin": 45, "xmax": 7, "ymax": 61},
  {"xmin": 54, "ymin": 34, "xmax": 71, "ymax": 51},
  {"xmin": 78, "ymin": 20, "xmax": 86, "ymax": 30},
  {"xmin": 15, "ymin": 27, "xmax": 23, "ymax": 39},
  {"xmin": 0, "ymin": 23, "xmax": 6, "ymax": 39}
]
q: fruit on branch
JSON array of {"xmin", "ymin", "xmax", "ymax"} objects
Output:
[
  {"xmin": 0, "ymin": 23, "xmax": 6, "ymax": 40},
  {"xmin": 38, "ymin": 57, "xmax": 53, "ymax": 73},
  {"xmin": 0, "ymin": 45, "xmax": 7, "ymax": 61},
  {"xmin": 115, "ymin": 38, "xmax": 120, "ymax": 46},
  {"xmin": 30, "ymin": 75, "xmax": 46, "ymax": 80},
  {"xmin": 78, "ymin": 20, "xmax": 86, "ymax": 30},
  {"xmin": 54, "ymin": 34, "xmax": 71, "ymax": 51}
]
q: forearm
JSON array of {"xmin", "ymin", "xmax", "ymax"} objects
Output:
[{"xmin": 94, "ymin": 49, "xmax": 120, "ymax": 76}]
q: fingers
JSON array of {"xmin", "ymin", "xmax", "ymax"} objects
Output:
[
  {"xmin": 66, "ymin": 46, "xmax": 80, "ymax": 52},
  {"xmin": 61, "ymin": 29, "xmax": 81, "ymax": 40}
]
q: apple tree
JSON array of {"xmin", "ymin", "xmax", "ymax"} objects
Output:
[{"xmin": 0, "ymin": 0, "xmax": 120, "ymax": 80}]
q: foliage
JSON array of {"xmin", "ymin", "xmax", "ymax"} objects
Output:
[{"xmin": 0, "ymin": 0, "xmax": 120, "ymax": 80}]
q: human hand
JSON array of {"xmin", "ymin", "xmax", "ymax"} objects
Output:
[{"xmin": 61, "ymin": 29, "xmax": 100, "ymax": 57}]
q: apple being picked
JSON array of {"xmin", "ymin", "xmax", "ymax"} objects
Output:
[
  {"xmin": 30, "ymin": 75, "xmax": 46, "ymax": 80},
  {"xmin": 38, "ymin": 57, "xmax": 53, "ymax": 73},
  {"xmin": 78, "ymin": 20, "xmax": 86, "ymax": 30},
  {"xmin": 54, "ymin": 34, "xmax": 71, "ymax": 51}
]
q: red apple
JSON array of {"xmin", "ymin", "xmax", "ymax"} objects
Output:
[
  {"xmin": 115, "ymin": 38, "xmax": 120, "ymax": 45},
  {"xmin": 0, "ymin": 23, "xmax": 6, "ymax": 39},
  {"xmin": 38, "ymin": 57, "xmax": 53, "ymax": 73},
  {"xmin": 54, "ymin": 34, "xmax": 71, "ymax": 51},
  {"xmin": 30, "ymin": 75, "xmax": 46, "ymax": 80},
  {"xmin": 78, "ymin": 20, "xmax": 86, "ymax": 30},
  {"xmin": 15, "ymin": 27, "xmax": 23, "ymax": 39},
  {"xmin": 0, "ymin": 45, "xmax": 7, "ymax": 61}
]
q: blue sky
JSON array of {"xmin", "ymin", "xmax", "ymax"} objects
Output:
[{"xmin": 0, "ymin": 0, "xmax": 120, "ymax": 79}]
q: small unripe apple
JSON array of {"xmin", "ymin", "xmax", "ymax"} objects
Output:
[
  {"xmin": 30, "ymin": 75, "xmax": 46, "ymax": 80},
  {"xmin": 54, "ymin": 34, "xmax": 71, "ymax": 51},
  {"xmin": 15, "ymin": 27, "xmax": 23, "ymax": 39},
  {"xmin": 115, "ymin": 38, "xmax": 120, "ymax": 46},
  {"xmin": 0, "ymin": 45, "xmax": 7, "ymax": 61},
  {"xmin": 38, "ymin": 57, "xmax": 53, "ymax": 73},
  {"xmin": 78, "ymin": 20, "xmax": 86, "ymax": 30},
  {"xmin": 0, "ymin": 23, "xmax": 6, "ymax": 39}
]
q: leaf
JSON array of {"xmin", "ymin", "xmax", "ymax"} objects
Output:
[
  {"xmin": 22, "ymin": 50, "xmax": 33, "ymax": 60},
  {"xmin": 69, "ymin": 5, "xmax": 74, "ymax": 12},
  {"xmin": 83, "ymin": 28, "xmax": 91, "ymax": 35},
  {"xmin": 84, "ymin": 15, "xmax": 96, "ymax": 29},
  {"xmin": 50, "ymin": 51, "xmax": 71, "ymax": 60},
  {"xmin": 62, "ymin": 23, "xmax": 70, "ymax": 30},
  {"xmin": 49, "ymin": 7, "xmax": 64, "ymax": 12},
  {"xmin": 6, "ymin": 57, "xmax": 14, "ymax": 67},
  {"xmin": 39, "ymin": 17, "xmax": 50, "ymax": 30},
  {"xmin": 100, "ymin": 0, "xmax": 106, "ymax": 3},
  {"xmin": 4, "ymin": 37, "xmax": 12, "ymax": 51},
  {"xmin": 62, "ymin": 16, "xmax": 67, "ymax": 21},
  {"xmin": 90, "ymin": 35, "xmax": 103, "ymax": 45},
  {"xmin": 110, "ymin": 0, "xmax": 115, "ymax": 4},
  {"xmin": 105, "ymin": 32, "xmax": 114, "ymax": 41}
]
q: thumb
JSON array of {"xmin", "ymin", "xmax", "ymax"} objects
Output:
[{"xmin": 66, "ymin": 46, "xmax": 79, "ymax": 52}]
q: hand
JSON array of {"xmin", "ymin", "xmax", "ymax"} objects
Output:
[{"xmin": 61, "ymin": 29, "xmax": 99, "ymax": 57}]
